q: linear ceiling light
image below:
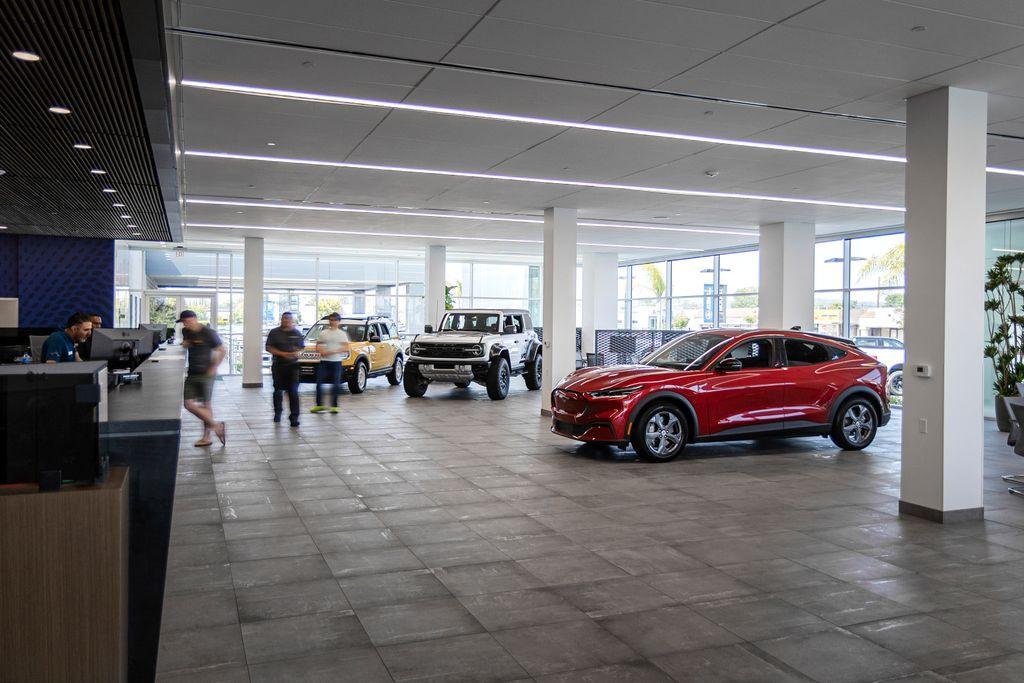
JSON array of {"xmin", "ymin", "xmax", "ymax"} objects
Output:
[
  {"xmin": 180, "ymin": 80, "xmax": 904, "ymax": 163},
  {"xmin": 179, "ymin": 80, "xmax": 1024, "ymax": 176},
  {"xmin": 184, "ymin": 198, "xmax": 758, "ymax": 236},
  {"xmin": 185, "ymin": 222, "xmax": 698, "ymax": 251},
  {"xmin": 184, "ymin": 151, "xmax": 904, "ymax": 212}
]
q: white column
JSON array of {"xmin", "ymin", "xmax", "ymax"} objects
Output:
[
  {"xmin": 425, "ymin": 245, "xmax": 446, "ymax": 330},
  {"xmin": 242, "ymin": 236, "xmax": 264, "ymax": 388},
  {"xmin": 757, "ymin": 222, "xmax": 815, "ymax": 330},
  {"xmin": 900, "ymin": 87, "xmax": 987, "ymax": 523},
  {"xmin": 541, "ymin": 207, "xmax": 577, "ymax": 414},
  {"xmin": 581, "ymin": 252, "xmax": 618, "ymax": 356}
]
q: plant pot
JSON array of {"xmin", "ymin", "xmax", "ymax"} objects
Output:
[{"xmin": 995, "ymin": 395, "xmax": 1013, "ymax": 432}]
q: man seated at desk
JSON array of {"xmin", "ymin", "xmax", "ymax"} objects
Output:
[
  {"xmin": 77, "ymin": 313, "xmax": 103, "ymax": 360},
  {"xmin": 41, "ymin": 312, "xmax": 93, "ymax": 363}
]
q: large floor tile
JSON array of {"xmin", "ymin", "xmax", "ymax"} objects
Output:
[{"xmin": 493, "ymin": 619, "xmax": 639, "ymax": 677}]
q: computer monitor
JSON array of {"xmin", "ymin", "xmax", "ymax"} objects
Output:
[
  {"xmin": 0, "ymin": 361, "xmax": 107, "ymax": 487},
  {"xmin": 89, "ymin": 328, "xmax": 155, "ymax": 368},
  {"xmin": 110, "ymin": 328, "xmax": 155, "ymax": 357},
  {"xmin": 139, "ymin": 324, "xmax": 167, "ymax": 348}
]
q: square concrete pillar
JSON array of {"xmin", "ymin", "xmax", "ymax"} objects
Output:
[
  {"xmin": 541, "ymin": 207, "xmax": 577, "ymax": 414},
  {"xmin": 758, "ymin": 222, "xmax": 815, "ymax": 331},
  {"xmin": 242, "ymin": 236, "xmax": 264, "ymax": 388},
  {"xmin": 581, "ymin": 251, "xmax": 617, "ymax": 355},
  {"xmin": 900, "ymin": 87, "xmax": 988, "ymax": 523},
  {"xmin": 425, "ymin": 245, "xmax": 446, "ymax": 330}
]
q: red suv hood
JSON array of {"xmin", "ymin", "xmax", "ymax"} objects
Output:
[{"xmin": 558, "ymin": 365, "xmax": 693, "ymax": 393}]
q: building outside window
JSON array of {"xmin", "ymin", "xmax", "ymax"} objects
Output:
[
  {"xmin": 813, "ymin": 232, "xmax": 905, "ymax": 341},
  {"xmin": 445, "ymin": 261, "xmax": 542, "ymax": 322},
  {"xmin": 116, "ymin": 245, "xmax": 428, "ymax": 375},
  {"xmin": 619, "ymin": 250, "xmax": 759, "ymax": 330}
]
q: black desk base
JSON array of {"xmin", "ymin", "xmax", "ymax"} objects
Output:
[{"xmin": 103, "ymin": 425, "xmax": 180, "ymax": 683}]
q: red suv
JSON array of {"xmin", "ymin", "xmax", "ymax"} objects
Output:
[{"xmin": 551, "ymin": 329, "xmax": 890, "ymax": 462}]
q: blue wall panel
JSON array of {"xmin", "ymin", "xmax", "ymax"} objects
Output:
[
  {"xmin": 0, "ymin": 235, "xmax": 114, "ymax": 328},
  {"xmin": 0, "ymin": 237, "xmax": 17, "ymax": 298}
]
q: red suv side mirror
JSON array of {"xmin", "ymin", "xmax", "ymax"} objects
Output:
[{"xmin": 717, "ymin": 357, "xmax": 743, "ymax": 372}]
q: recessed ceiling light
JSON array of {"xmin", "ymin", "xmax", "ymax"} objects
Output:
[
  {"xmin": 120, "ymin": 214, "xmax": 131, "ymax": 219},
  {"xmin": 0, "ymin": 169, "xmax": 5, "ymax": 176},
  {"xmin": 12, "ymin": 51, "xmax": 40, "ymax": 62},
  {"xmin": 102, "ymin": 188, "xmax": 116, "ymax": 193},
  {"xmin": 704, "ymin": 169, "xmax": 720, "ymax": 178},
  {"xmin": 266, "ymin": 142, "xmax": 276, "ymax": 146},
  {"xmin": 48, "ymin": 105, "xmax": 71, "ymax": 115},
  {"xmin": 112, "ymin": 203, "xmax": 125, "ymax": 208},
  {"xmin": 90, "ymin": 169, "xmax": 106, "ymax": 175},
  {"xmin": 0, "ymin": 225, "xmax": 7, "ymax": 230},
  {"xmin": 127, "ymin": 224, "xmax": 137, "ymax": 228},
  {"xmin": 73, "ymin": 143, "xmax": 92, "ymax": 150},
  {"xmin": 185, "ymin": 221, "xmax": 693, "ymax": 251},
  {"xmin": 131, "ymin": 232, "xmax": 141, "ymax": 236},
  {"xmin": 185, "ymin": 150, "xmax": 905, "ymax": 212},
  {"xmin": 184, "ymin": 198, "xmax": 757, "ymax": 236}
]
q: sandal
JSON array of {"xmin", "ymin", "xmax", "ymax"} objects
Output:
[
  {"xmin": 215, "ymin": 422, "xmax": 227, "ymax": 445},
  {"xmin": 194, "ymin": 438, "xmax": 213, "ymax": 447}
]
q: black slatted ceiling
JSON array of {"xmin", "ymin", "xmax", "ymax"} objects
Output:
[{"xmin": 0, "ymin": 0, "xmax": 173, "ymax": 241}]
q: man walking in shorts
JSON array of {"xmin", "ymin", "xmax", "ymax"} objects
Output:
[{"xmin": 179, "ymin": 310, "xmax": 226, "ymax": 447}]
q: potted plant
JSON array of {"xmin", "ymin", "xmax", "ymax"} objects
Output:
[{"xmin": 984, "ymin": 252, "xmax": 1024, "ymax": 431}]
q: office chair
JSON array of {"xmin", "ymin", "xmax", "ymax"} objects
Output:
[{"xmin": 1003, "ymin": 396, "xmax": 1024, "ymax": 497}]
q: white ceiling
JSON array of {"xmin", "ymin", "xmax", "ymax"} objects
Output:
[{"xmin": 167, "ymin": 0, "xmax": 1024, "ymax": 260}]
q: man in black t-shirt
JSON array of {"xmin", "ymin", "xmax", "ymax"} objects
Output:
[
  {"xmin": 265, "ymin": 311, "xmax": 305, "ymax": 426},
  {"xmin": 179, "ymin": 310, "xmax": 226, "ymax": 447}
]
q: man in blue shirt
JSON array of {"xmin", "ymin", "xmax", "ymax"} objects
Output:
[{"xmin": 42, "ymin": 312, "xmax": 93, "ymax": 363}]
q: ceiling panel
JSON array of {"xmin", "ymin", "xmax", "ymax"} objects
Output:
[
  {"xmin": 179, "ymin": 0, "xmax": 490, "ymax": 61},
  {"xmin": 642, "ymin": 0, "xmax": 820, "ymax": 22},
  {"xmin": 447, "ymin": 18, "xmax": 715, "ymax": 88},
  {"xmin": 665, "ymin": 53, "xmax": 905, "ymax": 110},
  {"xmin": 591, "ymin": 92, "xmax": 806, "ymax": 138},
  {"xmin": 490, "ymin": 0, "xmax": 769, "ymax": 51},
  {"xmin": 408, "ymin": 68, "xmax": 632, "ymax": 120},
  {"xmin": 890, "ymin": 0, "xmax": 1024, "ymax": 28},
  {"xmin": 786, "ymin": 0, "xmax": 1024, "ymax": 59},
  {"xmin": 732, "ymin": 24, "xmax": 968, "ymax": 80},
  {"xmin": 487, "ymin": 130, "xmax": 711, "ymax": 181},
  {"xmin": 179, "ymin": 89, "xmax": 387, "ymax": 160},
  {"xmin": 921, "ymin": 60, "xmax": 1024, "ymax": 99},
  {"xmin": 177, "ymin": 35, "xmax": 429, "ymax": 100}
]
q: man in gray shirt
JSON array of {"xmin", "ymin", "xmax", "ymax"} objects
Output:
[{"xmin": 265, "ymin": 312, "xmax": 305, "ymax": 426}]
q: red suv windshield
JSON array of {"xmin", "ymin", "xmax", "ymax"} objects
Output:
[{"xmin": 642, "ymin": 332, "xmax": 731, "ymax": 369}]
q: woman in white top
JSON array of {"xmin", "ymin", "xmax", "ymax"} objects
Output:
[{"xmin": 311, "ymin": 312, "xmax": 350, "ymax": 413}]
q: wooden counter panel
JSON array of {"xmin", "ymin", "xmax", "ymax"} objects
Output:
[{"xmin": 0, "ymin": 467, "xmax": 128, "ymax": 682}]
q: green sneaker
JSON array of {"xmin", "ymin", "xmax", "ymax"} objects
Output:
[
  {"xmin": 310, "ymin": 405, "xmax": 327, "ymax": 414},
  {"xmin": 329, "ymin": 407, "xmax": 340, "ymax": 414}
]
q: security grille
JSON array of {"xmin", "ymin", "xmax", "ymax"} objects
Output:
[
  {"xmin": 593, "ymin": 329, "xmax": 692, "ymax": 365},
  {"xmin": 534, "ymin": 327, "xmax": 582, "ymax": 352},
  {"xmin": 412, "ymin": 344, "xmax": 480, "ymax": 359}
]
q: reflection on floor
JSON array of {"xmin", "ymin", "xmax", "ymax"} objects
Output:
[{"xmin": 157, "ymin": 376, "xmax": 1024, "ymax": 682}]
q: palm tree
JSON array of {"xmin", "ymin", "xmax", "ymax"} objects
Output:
[
  {"xmin": 642, "ymin": 264, "xmax": 666, "ymax": 298},
  {"xmin": 859, "ymin": 243, "xmax": 904, "ymax": 287}
]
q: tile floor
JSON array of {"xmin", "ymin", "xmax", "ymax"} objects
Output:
[{"xmin": 157, "ymin": 377, "xmax": 1024, "ymax": 682}]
